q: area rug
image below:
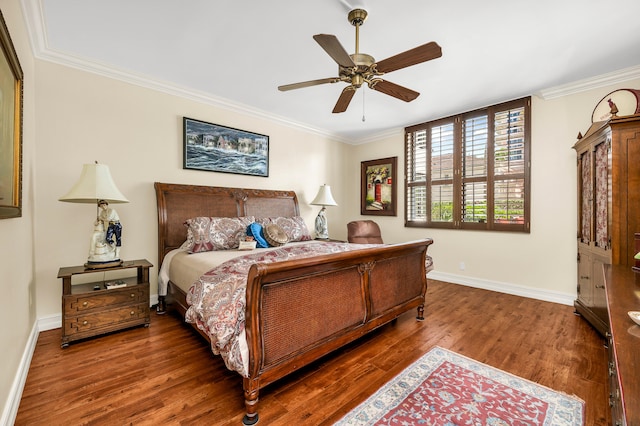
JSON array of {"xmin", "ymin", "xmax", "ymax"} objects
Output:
[{"xmin": 335, "ymin": 346, "xmax": 584, "ymax": 426}]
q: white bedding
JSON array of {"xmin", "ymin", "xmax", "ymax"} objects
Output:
[{"xmin": 157, "ymin": 241, "xmax": 324, "ymax": 296}]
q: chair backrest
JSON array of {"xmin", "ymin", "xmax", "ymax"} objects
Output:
[{"xmin": 347, "ymin": 220, "xmax": 384, "ymax": 244}]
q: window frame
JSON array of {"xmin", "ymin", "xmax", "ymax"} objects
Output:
[{"xmin": 404, "ymin": 97, "xmax": 531, "ymax": 233}]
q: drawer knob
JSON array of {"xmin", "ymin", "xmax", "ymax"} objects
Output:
[
  {"xmin": 82, "ymin": 301, "xmax": 88, "ymax": 307},
  {"xmin": 130, "ymin": 310, "xmax": 135, "ymax": 316},
  {"xmin": 83, "ymin": 320, "xmax": 88, "ymax": 326},
  {"xmin": 130, "ymin": 293, "xmax": 135, "ymax": 298}
]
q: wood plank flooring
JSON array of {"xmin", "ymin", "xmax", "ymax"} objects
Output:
[{"xmin": 15, "ymin": 280, "xmax": 610, "ymax": 425}]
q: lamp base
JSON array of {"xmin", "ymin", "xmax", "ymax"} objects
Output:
[
  {"xmin": 314, "ymin": 207, "xmax": 329, "ymax": 240},
  {"xmin": 85, "ymin": 259, "xmax": 123, "ymax": 269}
]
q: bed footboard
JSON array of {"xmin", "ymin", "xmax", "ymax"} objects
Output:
[{"xmin": 241, "ymin": 238, "xmax": 433, "ymax": 425}]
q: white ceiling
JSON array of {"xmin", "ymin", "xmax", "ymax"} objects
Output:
[{"xmin": 22, "ymin": 0, "xmax": 640, "ymax": 143}]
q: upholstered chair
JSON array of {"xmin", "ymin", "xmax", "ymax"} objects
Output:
[{"xmin": 347, "ymin": 220, "xmax": 384, "ymax": 244}]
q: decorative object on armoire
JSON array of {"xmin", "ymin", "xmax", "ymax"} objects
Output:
[
  {"xmin": 361, "ymin": 157, "xmax": 397, "ymax": 216},
  {"xmin": 0, "ymin": 10, "xmax": 24, "ymax": 220},
  {"xmin": 59, "ymin": 162, "xmax": 129, "ymax": 269},
  {"xmin": 310, "ymin": 184, "xmax": 338, "ymax": 239},
  {"xmin": 591, "ymin": 88, "xmax": 640, "ymax": 122},
  {"xmin": 573, "ymin": 113, "xmax": 640, "ymax": 336}
]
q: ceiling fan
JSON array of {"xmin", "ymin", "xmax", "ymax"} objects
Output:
[{"xmin": 278, "ymin": 8, "xmax": 442, "ymax": 113}]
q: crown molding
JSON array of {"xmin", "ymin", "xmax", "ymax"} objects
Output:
[
  {"xmin": 21, "ymin": 0, "xmax": 640, "ymax": 146},
  {"xmin": 20, "ymin": 0, "xmax": 355, "ymax": 144},
  {"xmin": 40, "ymin": 48, "xmax": 354, "ymax": 143},
  {"xmin": 538, "ymin": 64, "xmax": 640, "ymax": 100}
]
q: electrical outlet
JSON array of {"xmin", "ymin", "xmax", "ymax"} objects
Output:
[{"xmin": 459, "ymin": 261, "xmax": 466, "ymax": 271}]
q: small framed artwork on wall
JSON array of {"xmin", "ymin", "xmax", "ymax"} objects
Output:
[
  {"xmin": 183, "ymin": 117, "xmax": 269, "ymax": 177},
  {"xmin": 361, "ymin": 157, "xmax": 397, "ymax": 216}
]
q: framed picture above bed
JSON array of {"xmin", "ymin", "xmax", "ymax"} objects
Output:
[
  {"xmin": 183, "ymin": 117, "xmax": 269, "ymax": 177},
  {"xmin": 361, "ymin": 157, "xmax": 397, "ymax": 216}
]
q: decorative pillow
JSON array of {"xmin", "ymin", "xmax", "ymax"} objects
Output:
[
  {"xmin": 257, "ymin": 216, "xmax": 312, "ymax": 242},
  {"xmin": 247, "ymin": 222, "xmax": 269, "ymax": 248},
  {"xmin": 184, "ymin": 216, "xmax": 255, "ymax": 253},
  {"xmin": 264, "ymin": 224, "xmax": 290, "ymax": 247}
]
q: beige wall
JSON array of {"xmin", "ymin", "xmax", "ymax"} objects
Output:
[
  {"xmin": 349, "ymin": 79, "xmax": 640, "ymax": 299},
  {"xmin": 0, "ymin": 0, "xmax": 36, "ymax": 422},
  {"xmin": 33, "ymin": 61, "xmax": 350, "ymax": 318}
]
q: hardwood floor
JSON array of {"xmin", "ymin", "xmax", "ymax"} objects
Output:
[{"xmin": 15, "ymin": 280, "xmax": 610, "ymax": 425}]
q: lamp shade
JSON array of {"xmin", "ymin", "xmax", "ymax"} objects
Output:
[
  {"xmin": 59, "ymin": 163, "xmax": 129, "ymax": 204},
  {"xmin": 310, "ymin": 184, "xmax": 337, "ymax": 207}
]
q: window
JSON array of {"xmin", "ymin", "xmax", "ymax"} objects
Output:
[{"xmin": 405, "ymin": 97, "xmax": 530, "ymax": 232}]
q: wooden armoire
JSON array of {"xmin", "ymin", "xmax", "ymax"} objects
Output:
[{"xmin": 573, "ymin": 113, "xmax": 640, "ymax": 336}]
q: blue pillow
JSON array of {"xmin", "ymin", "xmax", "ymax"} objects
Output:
[{"xmin": 247, "ymin": 222, "xmax": 269, "ymax": 248}]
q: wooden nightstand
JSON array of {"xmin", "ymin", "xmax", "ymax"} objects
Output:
[{"xmin": 58, "ymin": 259, "xmax": 153, "ymax": 348}]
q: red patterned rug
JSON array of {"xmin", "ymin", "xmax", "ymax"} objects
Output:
[{"xmin": 335, "ymin": 346, "xmax": 584, "ymax": 425}]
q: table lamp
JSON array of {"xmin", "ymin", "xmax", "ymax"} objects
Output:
[
  {"xmin": 59, "ymin": 162, "xmax": 129, "ymax": 268},
  {"xmin": 310, "ymin": 184, "xmax": 337, "ymax": 239}
]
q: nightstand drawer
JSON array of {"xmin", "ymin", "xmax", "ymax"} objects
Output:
[
  {"xmin": 65, "ymin": 303, "xmax": 148, "ymax": 334},
  {"xmin": 66, "ymin": 286, "xmax": 148, "ymax": 313}
]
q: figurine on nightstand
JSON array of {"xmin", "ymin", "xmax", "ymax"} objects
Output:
[
  {"xmin": 86, "ymin": 200, "xmax": 123, "ymax": 268},
  {"xmin": 98, "ymin": 199, "xmax": 122, "ymax": 259}
]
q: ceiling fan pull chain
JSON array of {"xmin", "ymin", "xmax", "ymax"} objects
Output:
[{"xmin": 362, "ymin": 89, "xmax": 366, "ymax": 122}]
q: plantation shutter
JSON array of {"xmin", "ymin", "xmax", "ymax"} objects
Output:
[{"xmin": 405, "ymin": 97, "xmax": 530, "ymax": 232}]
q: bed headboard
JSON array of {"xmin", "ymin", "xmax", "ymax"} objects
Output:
[{"xmin": 154, "ymin": 182, "xmax": 301, "ymax": 265}]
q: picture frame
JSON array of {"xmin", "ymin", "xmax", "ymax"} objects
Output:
[
  {"xmin": 0, "ymin": 10, "xmax": 23, "ymax": 219},
  {"xmin": 361, "ymin": 156, "xmax": 397, "ymax": 216},
  {"xmin": 183, "ymin": 117, "xmax": 269, "ymax": 177}
]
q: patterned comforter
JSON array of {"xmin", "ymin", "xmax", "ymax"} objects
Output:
[
  {"xmin": 185, "ymin": 242, "xmax": 434, "ymax": 377},
  {"xmin": 185, "ymin": 242, "xmax": 378, "ymax": 377}
]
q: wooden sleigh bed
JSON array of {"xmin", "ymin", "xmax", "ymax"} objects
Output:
[{"xmin": 154, "ymin": 182, "xmax": 433, "ymax": 425}]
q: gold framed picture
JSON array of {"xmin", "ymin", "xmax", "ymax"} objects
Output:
[{"xmin": 0, "ymin": 10, "xmax": 23, "ymax": 219}]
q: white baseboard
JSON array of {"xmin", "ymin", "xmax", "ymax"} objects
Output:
[
  {"xmin": 428, "ymin": 271, "xmax": 576, "ymax": 306},
  {"xmin": 1, "ymin": 321, "xmax": 38, "ymax": 426}
]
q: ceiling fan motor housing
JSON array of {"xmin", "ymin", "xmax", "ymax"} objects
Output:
[{"xmin": 340, "ymin": 53, "xmax": 376, "ymax": 87}]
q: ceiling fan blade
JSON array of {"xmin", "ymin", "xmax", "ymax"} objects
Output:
[
  {"xmin": 369, "ymin": 79, "xmax": 420, "ymax": 102},
  {"xmin": 278, "ymin": 77, "xmax": 339, "ymax": 92},
  {"xmin": 375, "ymin": 41, "xmax": 442, "ymax": 74},
  {"xmin": 332, "ymin": 86, "xmax": 357, "ymax": 113},
  {"xmin": 313, "ymin": 34, "xmax": 356, "ymax": 68}
]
